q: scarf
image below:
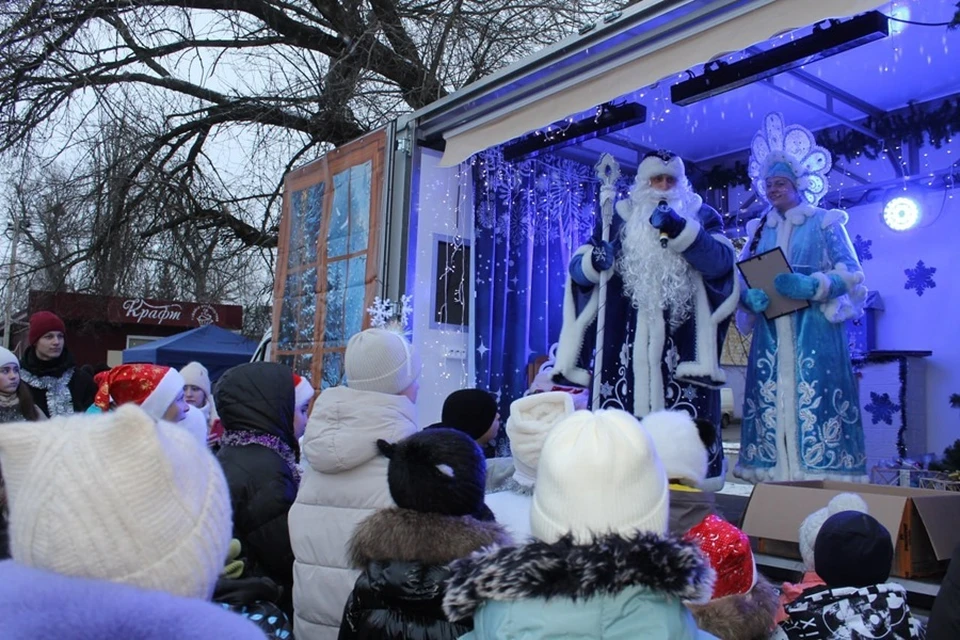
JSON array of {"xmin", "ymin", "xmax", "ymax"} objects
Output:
[
  {"xmin": 219, "ymin": 430, "xmax": 301, "ymax": 485},
  {"xmin": 19, "ymin": 368, "xmax": 74, "ymax": 417},
  {"xmin": 0, "ymin": 392, "xmax": 19, "ymax": 409}
]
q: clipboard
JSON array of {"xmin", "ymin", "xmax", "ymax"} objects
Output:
[{"xmin": 737, "ymin": 247, "xmax": 810, "ymax": 321}]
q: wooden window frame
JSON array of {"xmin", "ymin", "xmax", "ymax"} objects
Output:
[{"xmin": 273, "ymin": 130, "xmax": 386, "ymax": 387}]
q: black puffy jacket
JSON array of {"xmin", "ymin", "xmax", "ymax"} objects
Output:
[
  {"xmin": 927, "ymin": 542, "xmax": 960, "ymax": 640},
  {"xmin": 215, "ymin": 362, "xmax": 299, "ymax": 617},
  {"xmin": 338, "ymin": 507, "xmax": 510, "ymax": 640}
]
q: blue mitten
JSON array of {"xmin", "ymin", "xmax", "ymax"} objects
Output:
[
  {"xmin": 590, "ymin": 241, "xmax": 615, "ymax": 272},
  {"xmin": 774, "ymin": 273, "xmax": 819, "ymax": 300},
  {"xmin": 742, "ymin": 288, "xmax": 770, "ymax": 314},
  {"xmin": 648, "ymin": 203, "xmax": 687, "ymax": 239}
]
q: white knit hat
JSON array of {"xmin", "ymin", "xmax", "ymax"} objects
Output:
[
  {"xmin": 0, "ymin": 346, "xmax": 18, "ymax": 369},
  {"xmin": 530, "ymin": 409, "xmax": 669, "ymax": 544},
  {"xmin": 798, "ymin": 492, "xmax": 869, "ymax": 572},
  {"xmin": 345, "ymin": 328, "xmax": 421, "ymax": 395},
  {"xmin": 180, "ymin": 361, "xmax": 212, "ymax": 397},
  {"xmin": 0, "ymin": 404, "xmax": 232, "ymax": 600},
  {"xmin": 642, "ymin": 410, "xmax": 708, "ymax": 487},
  {"xmin": 506, "ymin": 392, "xmax": 575, "ymax": 486}
]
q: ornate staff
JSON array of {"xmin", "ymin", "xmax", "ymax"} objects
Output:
[{"xmin": 592, "ymin": 154, "xmax": 620, "ymax": 409}]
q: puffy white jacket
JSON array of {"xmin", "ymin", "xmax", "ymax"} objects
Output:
[{"xmin": 288, "ymin": 385, "xmax": 418, "ymax": 640}]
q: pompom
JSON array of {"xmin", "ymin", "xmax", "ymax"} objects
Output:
[
  {"xmin": 827, "ymin": 492, "xmax": 869, "ymax": 515},
  {"xmin": 376, "ymin": 439, "xmax": 396, "ymax": 459}
]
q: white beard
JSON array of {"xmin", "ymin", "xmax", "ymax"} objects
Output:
[{"xmin": 618, "ymin": 183, "xmax": 697, "ymax": 329}]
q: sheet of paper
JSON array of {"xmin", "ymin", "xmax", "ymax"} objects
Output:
[{"xmin": 737, "ymin": 247, "xmax": 810, "ymax": 320}]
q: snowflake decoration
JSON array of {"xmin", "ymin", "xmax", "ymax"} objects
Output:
[
  {"xmin": 681, "ymin": 386, "xmax": 699, "ymax": 402},
  {"xmin": 853, "ymin": 234, "xmax": 873, "ymax": 262},
  {"xmin": 366, "ymin": 295, "xmax": 413, "ymax": 332},
  {"xmin": 864, "ymin": 392, "xmax": 901, "ymax": 426},
  {"xmin": 904, "ymin": 261, "xmax": 936, "ymax": 297},
  {"xmin": 600, "ymin": 381, "xmax": 614, "ymax": 399}
]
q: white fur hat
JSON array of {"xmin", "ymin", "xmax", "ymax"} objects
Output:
[
  {"xmin": 0, "ymin": 346, "xmax": 18, "ymax": 369},
  {"xmin": 179, "ymin": 361, "xmax": 212, "ymax": 397},
  {"xmin": 798, "ymin": 492, "xmax": 869, "ymax": 572},
  {"xmin": 636, "ymin": 150, "xmax": 686, "ymax": 184},
  {"xmin": 530, "ymin": 409, "xmax": 669, "ymax": 544},
  {"xmin": 0, "ymin": 405, "xmax": 232, "ymax": 600},
  {"xmin": 345, "ymin": 329, "xmax": 421, "ymax": 395},
  {"xmin": 642, "ymin": 410, "xmax": 708, "ymax": 487},
  {"xmin": 506, "ymin": 392, "xmax": 576, "ymax": 486}
]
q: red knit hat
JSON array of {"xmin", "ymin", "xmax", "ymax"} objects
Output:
[
  {"xmin": 685, "ymin": 515, "xmax": 757, "ymax": 599},
  {"xmin": 28, "ymin": 311, "xmax": 66, "ymax": 345},
  {"xmin": 94, "ymin": 364, "xmax": 185, "ymax": 421}
]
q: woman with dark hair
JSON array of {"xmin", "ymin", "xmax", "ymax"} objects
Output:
[
  {"xmin": 0, "ymin": 346, "xmax": 46, "ymax": 560},
  {"xmin": 215, "ymin": 361, "xmax": 300, "ymax": 618}
]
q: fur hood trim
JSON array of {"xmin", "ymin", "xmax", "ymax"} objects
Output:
[
  {"xmin": 443, "ymin": 531, "xmax": 715, "ymax": 621},
  {"xmin": 688, "ymin": 574, "xmax": 779, "ymax": 640},
  {"xmin": 349, "ymin": 507, "xmax": 511, "ymax": 567}
]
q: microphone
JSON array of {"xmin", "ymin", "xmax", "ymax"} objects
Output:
[{"xmin": 657, "ymin": 200, "xmax": 670, "ymax": 248}]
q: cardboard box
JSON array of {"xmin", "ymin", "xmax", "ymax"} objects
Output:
[{"xmin": 740, "ymin": 480, "xmax": 960, "ymax": 579}]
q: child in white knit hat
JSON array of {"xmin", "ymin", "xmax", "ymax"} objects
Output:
[
  {"xmin": 289, "ymin": 327, "xmax": 421, "ymax": 639},
  {"xmin": 0, "ymin": 346, "xmax": 46, "ymax": 560},
  {"xmin": 774, "ymin": 492, "xmax": 868, "ymax": 624},
  {"xmin": 484, "ymin": 391, "xmax": 576, "ymax": 540},
  {"xmin": 0, "ymin": 405, "xmax": 263, "ymax": 638},
  {"xmin": 443, "ymin": 409, "xmax": 717, "ymax": 639}
]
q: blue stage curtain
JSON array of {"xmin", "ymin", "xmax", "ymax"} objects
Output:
[{"xmin": 472, "ymin": 149, "xmax": 616, "ymax": 455}]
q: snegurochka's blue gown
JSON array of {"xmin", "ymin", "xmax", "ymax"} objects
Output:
[{"xmin": 735, "ymin": 201, "xmax": 868, "ymax": 482}]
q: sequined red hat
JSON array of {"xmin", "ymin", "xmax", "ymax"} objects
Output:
[
  {"xmin": 685, "ymin": 515, "xmax": 757, "ymax": 599},
  {"xmin": 94, "ymin": 364, "xmax": 185, "ymax": 421}
]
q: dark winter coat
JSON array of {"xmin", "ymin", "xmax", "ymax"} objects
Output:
[
  {"xmin": 688, "ymin": 575, "xmax": 779, "ymax": 640},
  {"xmin": 443, "ymin": 531, "xmax": 717, "ymax": 639},
  {"xmin": 215, "ymin": 362, "xmax": 299, "ymax": 617},
  {"xmin": 669, "ymin": 487, "xmax": 718, "ymax": 536},
  {"xmin": 772, "ymin": 583, "xmax": 925, "ymax": 640},
  {"xmin": 926, "ymin": 541, "xmax": 960, "ymax": 640},
  {"xmin": 339, "ymin": 507, "xmax": 511, "ymax": 640},
  {"xmin": 19, "ymin": 346, "xmax": 97, "ymax": 416}
]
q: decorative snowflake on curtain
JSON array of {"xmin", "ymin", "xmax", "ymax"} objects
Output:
[
  {"xmin": 853, "ymin": 234, "xmax": 873, "ymax": 262},
  {"xmin": 904, "ymin": 260, "xmax": 936, "ymax": 296},
  {"xmin": 864, "ymin": 391, "xmax": 901, "ymax": 425}
]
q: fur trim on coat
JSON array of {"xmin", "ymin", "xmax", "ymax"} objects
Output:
[
  {"xmin": 688, "ymin": 574, "xmax": 779, "ymax": 640},
  {"xmin": 349, "ymin": 507, "xmax": 511, "ymax": 568},
  {"xmin": 442, "ymin": 531, "xmax": 715, "ymax": 622}
]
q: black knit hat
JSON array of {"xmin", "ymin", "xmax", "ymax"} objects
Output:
[
  {"xmin": 814, "ymin": 511, "xmax": 893, "ymax": 588},
  {"xmin": 376, "ymin": 428, "xmax": 487, "ymax": 517},
  {"xmin": 441, "ymin": 389, "xmax": 499, "ymax": 441}
]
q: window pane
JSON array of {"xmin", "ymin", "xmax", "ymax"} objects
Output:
[
  {"xmin": 349, "ymin": 161, "xmax": 372, "ymax": 254},
  {"xmin": 328, "ymin": 170, "xmax": 350, "ymax": 258},
  {"xmin": 278, "ymin": 271, "xmax": 301, "ymax": 350},
  {"xmin": 287, "ymin": 189, "xmax": 305, "ymax": 269},
  {"xmin": 277, "ymin": 353, "xmax": 295, "ymax": 369},
  {"xmin": 304, "ymin": 182, "xmax": 325, "ymax": 264},
  {"xmin": 324, "ymin": 260, "xmax": 347, "ymax": 348},
  {"xmin": 346, "ymin": 254, "xmax": 367, "ymax": 287},
  {"xmin": 295, "ymin": 352, "xmax": 314, "ymax": 380},
  {"xmin": 321, "ymin": 351, "xmax": 344, "ymax": 390}
]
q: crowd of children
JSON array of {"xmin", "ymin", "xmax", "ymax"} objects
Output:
[{"xmin": 0, "ymin": 312, "xmax": 955, "ymax": 639}]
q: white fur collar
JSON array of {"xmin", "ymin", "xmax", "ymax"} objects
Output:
[{"xmin": 765, "ymin": 202, "xmax": 815, "ymax": 227}]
